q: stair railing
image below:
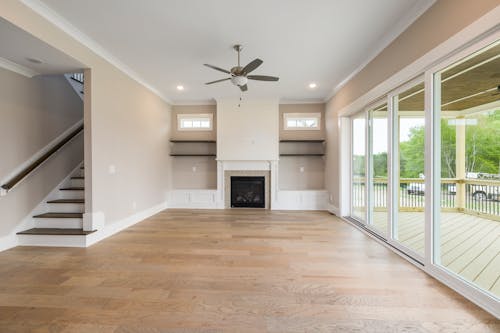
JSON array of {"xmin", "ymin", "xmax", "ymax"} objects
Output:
[{"xmin": 1, "ymin": 123, "xmax": 84, "ymax": 195}]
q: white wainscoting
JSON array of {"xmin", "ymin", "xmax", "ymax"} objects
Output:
[
  {"xmin": 273, "ymin": 190, "xmax": 328, "ymax": 210},
  {"xmin": 168, "ymin": 190, "xmax": 218, "ymax": 209}
]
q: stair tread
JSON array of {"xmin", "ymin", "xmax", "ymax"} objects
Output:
[
  {"xmin": 60, "ymin": 187, "xmax": 84, "ymax": 191},
  {"xmin": 47, "ymin": 199, "xmax": 84, "ymax": 204},
  {"xmin": 17, "ymin": 228, "xmax": 94, "ymax": 236},
  {"xmin": 33, "ymin": 213, "xmax": 83, "ymax": 218}
]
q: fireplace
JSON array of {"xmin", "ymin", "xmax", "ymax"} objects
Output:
[{"xmin": 230, "ymin": 176, "xmax": 265, "ymax": 208}]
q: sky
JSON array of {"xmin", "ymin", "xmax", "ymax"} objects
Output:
[{"xmin": 353, "ymin": 117, "xmax": 425, "ymax": 155}]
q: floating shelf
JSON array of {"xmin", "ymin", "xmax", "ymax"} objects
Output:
[
  {"xmin": 169, "ymin": 140, "xmax": 216, "ymax": 143},
  {"xmin": 279, "ymin": 139, "xmax": 325, "ymax": 143},
  {"xmin": 170, "ymin": 154, "xmax": 216, "ymax": 157},
  {"xmin": 280, "ymin": 153, "xmax": 325, "ymax": 157}
]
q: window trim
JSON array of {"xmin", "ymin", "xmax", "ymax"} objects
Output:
[
  {"xmin": 177, "ymin": 113, "xmax": 213, "ymax": 131},
  {"xmin": 283, "ymin": 112, "xmax": 321, "ymax": 131}
]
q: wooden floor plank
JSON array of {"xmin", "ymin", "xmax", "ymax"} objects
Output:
[{"xmin": 0, "ymin": 209, "xmax": 497, "ymax": 332}]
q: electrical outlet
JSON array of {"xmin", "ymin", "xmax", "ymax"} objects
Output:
[
  {"xmin": 300, "ymin": 167, "xmax": 305, "ymax": 173},
  {"xmin": 108, "ymin": 165, "xmax": 116, "ymax": 174},
  {"xmin": 192, "ymin": 166, "xmax": 197, "ymax": 172},
  {"xmin": 132, "ymin": 201, "xmax": 137, "ymax": 210}
]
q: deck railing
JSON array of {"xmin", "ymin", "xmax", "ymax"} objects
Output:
[{"xmin": 352, "ymin": 177, "xmax": 500, "ymax": 219}]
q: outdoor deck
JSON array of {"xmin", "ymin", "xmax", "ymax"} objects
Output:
[{"xmin": 373, "ymin": 212, "xmax": 500, "ymax": 297}]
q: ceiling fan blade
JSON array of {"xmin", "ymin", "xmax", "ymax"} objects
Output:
[
  {"xmin": 204, "ymin": 64, "xmax": 231, "ymax": 74},
  {"xmin": 205, "ymin": 77, "xmax": 231, "ymax": 85},
  {"xmin": 247, "ymin": 75, "xmax": 279, "ymax": 81},
  {"xmin": 243, "ymin": 59, "xmax": 263, "ymax": 74},
  {"xmin": 239, "ymin": 84, "xmax": 248, "ymax": 92}
]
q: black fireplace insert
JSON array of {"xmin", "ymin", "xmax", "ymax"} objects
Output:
[{"xmin": 230, "ymin": 176, "xmax": 265, "ymax": 208}]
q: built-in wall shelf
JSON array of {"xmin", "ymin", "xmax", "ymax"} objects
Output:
[
  {"xmin": 170, "ymin": 140, "xmax": 216, "ymax": 143},
  {"xmin": 169, "ymin": 139, "xmax": 217, "ymax": 157},
  {"xmin": 279, "ymin": 139, "xmax": 325, "ymax": 143},
  {"xmin": 280, "ymin": 153, "xmax": 324, "ymax": 157},
  {"xmin": 170, "ymin": 154, "xmax": 216, "ymax": 157}
]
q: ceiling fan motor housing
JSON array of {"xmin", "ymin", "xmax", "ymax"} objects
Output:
[{"xmin": 231, "ymin": 76, "xmax": 248, "ymax": 87}]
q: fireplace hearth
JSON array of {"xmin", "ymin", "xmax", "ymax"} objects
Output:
[{"xmin": 230, "ymin": 176, "xmax": 265, "ymax": 208}]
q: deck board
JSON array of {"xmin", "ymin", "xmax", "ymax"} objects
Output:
[{"xmin": 373, "ymin": 211, "xmax": 500, "ymax": 296}]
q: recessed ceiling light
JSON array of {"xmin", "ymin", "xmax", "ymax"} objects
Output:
[
  {"xmin": 176, "ymin": 85, "xmax": 184, "ymax": 91},
  {"xmin": 26, "ymin": 57, "xmax": 43, "ymax": 64},
  {"xmin": 309, "ymin": 82, "xmax": 317, "ymax": 89}
]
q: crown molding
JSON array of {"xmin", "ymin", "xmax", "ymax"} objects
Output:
[
  {"xmin": 324, "ymin": 0, "xmax": 436, "ymax": 103},
  {"xmin": 0, "ymin": 56, "xmax": 39, "ymax": 77},
  {"xmin": 279, "ymin": 98, "xmax": 325, "ymax": 105},
  {"xmin": 171, "ymin": 99, "xmax": 217, "ymax": 106},
  {"xmin": 21, "ymin": 0, "xmax": 173, "ymax": 105}
]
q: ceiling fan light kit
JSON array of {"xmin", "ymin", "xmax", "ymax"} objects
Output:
[{"xmin": 204, "ymin": 44, "xmax": 279, "ymax": 92}]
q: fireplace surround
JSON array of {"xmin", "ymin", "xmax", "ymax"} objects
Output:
[
  {"xmin": 230, "ymin": 176, "xmax": 265, "ymax": 208},
  {"xmin": 223, "ymin": 169, "xmax": 271, "ymax": 209}
]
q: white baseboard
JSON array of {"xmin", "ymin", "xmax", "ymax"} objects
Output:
[
  {"xmin": 0, "ymin": 233, "xmax": 18, "ymax": 252},
  {"xmin": 86, "ymin": 200, "xmax": 168, "ymax": 246},
  {"xmin": 327, "ymin": 203, "xmax": 340, "ymax": 216}
]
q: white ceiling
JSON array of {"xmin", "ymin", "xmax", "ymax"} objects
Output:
[
  {"xmin": 37, "ymin": 0, "xmax": 435, "ymax": 104},
  {"xmin": 0, "ymin": 17, "xmax": 83, "ymax": 76}
]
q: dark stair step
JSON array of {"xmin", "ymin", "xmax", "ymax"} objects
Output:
[
  {"xmin": 47, "ymin": 199, "xmax": 84, "ymax": 204},
  {"xmin": 60, "ymin": 187, "xmax": 84, "ymax": 191},
  {"xmin": 71, "ymin": 176, "xmax": 84, "ymax": 180},
  {"xmin": 33, "ymin": 213, "xmax": 83, "ymax": 219},
  {"xmin": 17, "ymin": 228, "xmax": 94, "ymax": 236}
]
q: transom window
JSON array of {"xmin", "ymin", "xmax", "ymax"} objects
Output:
[
  {"xmin": 177, "ymin": 113, "xmax": 213, "ymax": 131},
  {"xmin": 284, "ymin": 113, "xmax": 321, "ymax": 130}
]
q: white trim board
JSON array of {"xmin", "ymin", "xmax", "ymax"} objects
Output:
[
  {"xmin": 86, "ymin": 201, "xmax": 168, "ymax": 247},
  {"xmin": 334, "ymin": 7, "xmax": 500, "ymax": 117},
  {"xmin": 21, "ymin": 0, "xmax": 173, "ymax": 105},
  {"xmin": 0, "ymin": 56, "xmax": 39, "ymax": 77},
  {"xmin": 0, "ymin": 119, "xmax": 83, "ymax": 195}
]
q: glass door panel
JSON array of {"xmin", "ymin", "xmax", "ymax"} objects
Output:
[
  {"xmin": 394, "ymin": 82, "xmax": 426, "ymax": 256},
  {"xmin": 352, "ymin": 113, "xmax": 366, "ymax": 223},
  {"xmin": 369, "ymin": 103, "xmax": 388, "ymax": 236},
  {"xmin": 434, "ymin": 41, "xmax": 500, "ymax": 299}
]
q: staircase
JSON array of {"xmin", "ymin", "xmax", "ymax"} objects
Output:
[{"xmin": 16, "ymin": 164, "xmax": 95, "ymax": 246}]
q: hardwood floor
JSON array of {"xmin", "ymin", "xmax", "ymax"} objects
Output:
[{"xmin": 0, "ymin": 209, "xmax": 498, "ymax": 332}]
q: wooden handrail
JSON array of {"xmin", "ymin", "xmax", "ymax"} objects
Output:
[{"xmin": 1, "ymin": 124, "xmax": 83, "ymax": 192}]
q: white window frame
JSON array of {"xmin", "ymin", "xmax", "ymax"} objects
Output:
[
  {"xmin": 177, "ymin": 113, "xmax": 213, "ymax": 131},
  {"xmin": 283, "ymin": 112, "xmax": 321, "ymax": 130}
]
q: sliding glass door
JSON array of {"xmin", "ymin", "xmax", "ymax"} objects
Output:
[
  {"xmin": 351, "ymin": 112, "xmax": 366, "ymax": 223},
  {"xmin": 433, "ymin": 40, "xmax": 500, "ymax": 299},
  {"xmin": 391, "ymin": 81, "xmax": 426, "ymax": 257},
  {"xmin": 368, "ymin": 103, "xmax": 388, "ymax": 236}
]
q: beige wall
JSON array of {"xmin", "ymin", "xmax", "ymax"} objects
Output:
[
  {"xmin": 217, "ymin": 99, "xmax": 279, "ymax": 161},
  {"xmin": 324, "ymin": 0, "xmax": 499, "ymax": 209},
  {"xmin": 171, "ymin": 105, "xmax": 216, "ymax": 141},
  {"xmin": 0, "ymin": 68, "xmax": 83, "ymax": 238},
  {"xmin": 0, "ymin": 2, "xmax": 172, "ymax": 225},
  {"xmin": 279, "ymin": 103, "xmax": 326, "ymax": 140}
]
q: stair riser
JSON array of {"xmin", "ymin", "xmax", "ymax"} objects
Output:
[
  {"xmin": 46, "ymin": 203, "xmax": 84, "ymax": 213},
  {"xmin": 35, "ymin": 218, "xmax": 83, "ymax": 229},
  {"xmin": 70, "ymin": 179, "xmax": 85, "ymax": 187},
  {"xmin": 18, "ymin": 234, "xmax": 87, "ymax": 247},
  {"xmin": 59, "ymin": 190, "xmax": 84, "ymax": 200}
]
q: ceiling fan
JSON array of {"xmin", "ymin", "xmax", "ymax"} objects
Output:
[{"xmin": 204, "ymin": 45, "xmax": 279, "ymax": 92}]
